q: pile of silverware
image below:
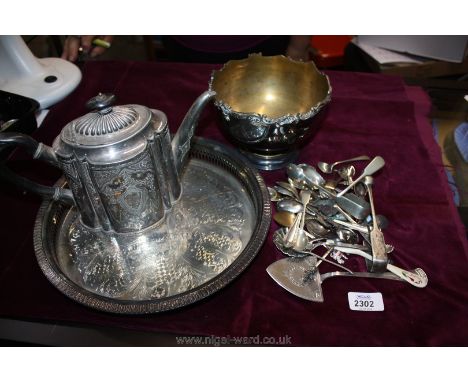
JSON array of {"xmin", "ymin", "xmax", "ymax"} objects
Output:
[{"xmin": 267, "ymin": 155, "xmax": 428, "ymax": 302}]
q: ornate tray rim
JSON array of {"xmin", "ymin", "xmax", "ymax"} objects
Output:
[{"xmin": 33, "ymin": 137, "xmax": 271, "ymax": 314}]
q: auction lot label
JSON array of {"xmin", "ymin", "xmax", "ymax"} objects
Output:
[{"xmin": 348, "ymin": 292, "xmax": 384, "ymax": 311}]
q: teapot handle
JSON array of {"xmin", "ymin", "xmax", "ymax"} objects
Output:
[{"xmin": 0, "ymin": 132, "xmax": 75, "ymax": 205}]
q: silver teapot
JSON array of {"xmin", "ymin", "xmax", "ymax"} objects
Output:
[{"xmin": 0, "ymin": 91, "xmax": 215, "ymax": 233}]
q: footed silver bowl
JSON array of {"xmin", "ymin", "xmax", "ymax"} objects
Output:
[{"xmin": 209, "ymin": 54, "xmax": 332, "ymax": 170}]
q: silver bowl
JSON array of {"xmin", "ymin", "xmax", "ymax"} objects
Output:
[{"xmin": 209, "ymin": 54, "xmax": 332, "ymax": 170}]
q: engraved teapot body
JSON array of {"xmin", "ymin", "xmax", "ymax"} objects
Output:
[{"xmin": 0, "ymin": 91, "xmax": 215, "ymax": 233}]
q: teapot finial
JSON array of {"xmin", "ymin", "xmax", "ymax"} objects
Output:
[
  {"xmin": 86, "ymin": 93, "xmax": 116, "ymax": 115},
  {"xmin": 67, "ymin": 94, "xmax": 141, "ymax": 139}
]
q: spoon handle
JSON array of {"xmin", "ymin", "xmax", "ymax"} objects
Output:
[
  {"xmin": 366, "ymin": 180, "xmax": 379, "ymax": 232},
  {"xmin": 331, "ymin": 155, "xmax": 371, "ymax": 171},
  {"xmin": 321, "ymin": 271, "xmax": 402, "ymax": 283},
  {"xmin": 332, "ymin": 219, "xmax": 368, "ymax": 233},
  {"xmin": 300, "ymin": 190, "xmax": 312, "ymax": 230},
  {"xmin": 369, "ymin": 228, "xmax": 388, "ymax": 272},
  {"xmin": 333, "ymin": 246, "xmax": 373, "ymax": 260},
  {"xmin": 316, "ymin": 247, "xmax": 334, "ymax": 267},
  {"xmin": 315, "ymin": 183, "xmax": 336, "ymax": 198},
  {"xmin": 284, "ymin": 212, "xmax": 302, "ymax": 248},
  {"xmin": 299, "ymin": 249, "xmax": 354, "ymax": 273},
  {"xmin": 333, "ymin": 204, "xmax": 358, "ymax": 224},
  {"xmin": 386, "ymin": 265, "xmax": 428, "ymax": 288},
  {"xmin": 330, "ymin": 246, "xmax": 428, "ymax": 288},
  {"xmin": 337, "ymin": 156, "xmax": 385, "ymax": 197}
]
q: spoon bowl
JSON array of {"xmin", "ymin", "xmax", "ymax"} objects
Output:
[
  {"xmin": 277, "ymin": 198, "xmax": 303, "ymax": 214},
  {"xmin": 337, "ymin": 165, "xmax": 355, "ymax": 183},
  {"xmin": 273, "ymin": 211, "xmax": 296, "ymax": 227},
  {"xmin": 286, "ymin": 163, "xmax": 307, "ymax": 186},
  {"xmin": 294, "ymin": 229, "xmax": 309, "ymax": 251},
  {"xmin": 299, "ymin": 163, "xmax": 326, "ymax": 186},
  {"xmin": 306, "ymin": 218, "xmax": 331, "ymax": 237},
  {"xmin": 277, "ymin": 181, "xmax": 299, "ymax": 199},
  {"xmin": 273, "ymin": 185, "xmax": 297, "ymax": 200},
  {"xmin": 268, "ymin": 187, "xmax": 282, "ymax": 202},
  {"xmin": 336, "ymin": 228, "xmax": 359, "ymax": 244}
]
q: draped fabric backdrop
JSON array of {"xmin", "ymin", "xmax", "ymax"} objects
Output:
[{"xmin": 0, "ymin": 61, "xmax": 467, "ymax": 345}]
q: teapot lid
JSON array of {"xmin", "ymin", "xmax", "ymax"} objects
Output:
[{"xmin": 61, "ymin": 93, "xmax": 160, "ymax": 147}]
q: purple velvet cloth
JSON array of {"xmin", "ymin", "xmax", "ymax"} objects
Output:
[{"xmin": 0, "ymin": 61, "xmax": 467, "ymax": 346}]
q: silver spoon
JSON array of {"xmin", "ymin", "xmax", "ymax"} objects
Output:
[
  {"xmin": 306, "ymin": 219, "xmax": 331, "ymax": 237},
  {"xmin": 275, "ymin": 234, "xmax": 354, "ymax": 272},
  {"xmin": 277, "ymin": 199, "xmax": 303, "ymax": 214},
  {"xmin": 283, "ymin": 212, "xmax": 302, "ymax": 249},
  {"xmin": 288, "ymin": 177, "xmax": 304, "ymax": 191},
  {"xmin": 283, "ymin": 209, "xmax": 311, "ymax": 251},
  {"xmin": 337, "ymin": 165, "xmax": 355, "ymax": 183},
  {"xmin": 317, "ymin": 155, "xmax": 371, "ymax": 174},
  {"xmin": 273, "ymin": 185, "xmax": 298, "ymax": 200},
  {"xmin": 296, "ymin": 249, "xmax": 353, "ymax": 273},
  {"xmin": 333, "ymin": 203, "xmax": 357, "ymax": 224},
  {"xmin": 294, "ymin": 229, "xmax": 309, "ymax": 251},
  {"xmin": 297, "ymin": 164, "xmax": 372, "ymax": 219},
  {"xmin": 288, "ymin": 177, "xmax": 307, "ymax": 190},
  {"xmin": 346, "ymin": 166, "xmax": 355, "ymax": 187},
  {"xmin": 354, "ymin": 182, "xmax": 367, "ymax": 198},
  {"xmin": 287, "ymin": 164, "xmax": 370, "ymax": 221},
  {"xmin": 337, "ymin": 156, "xmax": 385, "ymax": 197},
  {"xmin": 268, "ymin": 187, "xmax": 282, "ymax": 202},
  {"xmin": 306, "ymin": 207, "xmax": 335, "ymax": 229},
  {"xmin": 299, "ymin": 190, "xmax": 312, "ymax": 228},
  {"xmin": 315, "ymin": 247, "xmax": 334, "ymax": 267},
  {"xmin": 286, "ymin": 164, "xmax": 310, "ymax": 193},
  {"xmin": 337, "ymin": 228, "xmax": 359, "ymax": 244},
  {"xmin": 320, "ymin": 270, "xmax": 403, "ymax": 283},
  {"xmin": 324, "ymin": 179, "xmax": 339, "ymax": 190},
  {"xmin": 292, "ymin": 190, "xmax": 312, "ymax": 251},
  {"xmin": 274, "ymin": 211, "xmax": 296, "ymax": 227},
  {"xmin": 299, "ymin": 163, "xmax": 326, "ymax": 187},
  {"xmin": 277, "ymin": 181, "xmax": 299, "ymax": 199},
  {"xmin": 366, "ymin": 214, "xmax": 389, "ymax": 230},
  {"xmin": 273, "ymin": 228, "xmax": 326, "ymax": 257}
]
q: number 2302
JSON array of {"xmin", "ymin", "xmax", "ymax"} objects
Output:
[{"xmin": 354, "ymin": 300, "xmax": 374, "ymax": 308}]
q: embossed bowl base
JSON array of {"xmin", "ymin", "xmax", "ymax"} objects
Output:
[
  {"xmin": 240, "ymin": 149, "xmax": 299, "ymax": 171},
  {"xmin": 33, "ymin": 138, "xmax": 271, "ymax": 314}
]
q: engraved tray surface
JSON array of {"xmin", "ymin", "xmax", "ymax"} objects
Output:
[{"xmin": 33, "ymin": 138, "xmax": 271, "ymax": 314}]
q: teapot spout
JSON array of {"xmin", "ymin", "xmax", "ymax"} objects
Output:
[{"xmin": 172, "ymin": 90, "xmax": 216, "ymax": 174}]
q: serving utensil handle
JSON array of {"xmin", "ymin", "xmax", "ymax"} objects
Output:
[
  {"xmin": 337, "ymin": 156, "xmax": 385, "ymax": 197},
  {"xmin": 330, "ymin": 155, "xmax": 371, "ymax": 171}
]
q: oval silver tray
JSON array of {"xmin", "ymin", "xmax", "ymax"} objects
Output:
[{"xmin": 33, "ymin": 137, "xmax": 271, "ymax": 314}]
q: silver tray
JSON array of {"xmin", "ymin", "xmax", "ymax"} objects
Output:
[{"xmin": 33, "ymin": 138, "xmax": 271, "ymax": 314}]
